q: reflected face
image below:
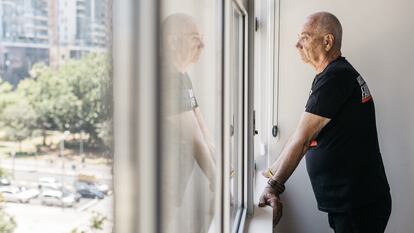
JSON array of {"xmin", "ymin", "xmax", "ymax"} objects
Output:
[
  {"xmin": 163, "ymin": 14, "xmax": 204, "ymax": 72},
  {"xmin": 295, "ymin": 19, "xmax": 324, "ymax": 65},
  {"xmin": 182, "ymin": 24, "xmax": 205, "ymax": 64},
  {"xmin": 164, "ymin": 17, "xmax": 205, "ymax": 71},
  {"xmin": 168, "ymin": 23, "xmax": 204, "ymax": 67}
]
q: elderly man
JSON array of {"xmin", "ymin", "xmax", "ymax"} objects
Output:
[
  {"xmin": 259, "ymin": 12, "xmax": 391, "ymax": 233},
  {"xmin": 161, "ymin": 13, "xmax": 215, "ymax": 233}
]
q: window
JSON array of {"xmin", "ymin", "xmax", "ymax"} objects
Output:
[
  {"xmin": 158, "ymin": 0, "xmax": 223, "ymax": 232},
  {"xmin": 116, "ymin": 0, "xmax": 254, "ymax": 232},
  {"xmin": 0, "ymin": 0, "xmax": 113, "ymax": 232},
  {"xmin": 253, "ymin": 0, "xmax": 279, "ymax": 171}
]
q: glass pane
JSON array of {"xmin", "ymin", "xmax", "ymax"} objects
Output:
[
  {"xmin": 0, "ymin": 0, "xmax": 113, "ymax": 232},
  {"xmin": 253, "ymin": 0, "xmax": 275, "ymax": 171},
  {"xmin": 230, "ymin": 6, "xmax": 244, "ymax": 231},
  {"xmin": 160, "ymin": 1, "xmax": 221, "ymax": 233}
]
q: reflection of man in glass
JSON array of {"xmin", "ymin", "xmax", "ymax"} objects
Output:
[{"xmin": 161, "ymin": 13, "xmax": 215, "ymax": 233}]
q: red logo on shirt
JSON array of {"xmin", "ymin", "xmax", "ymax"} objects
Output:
[
  {"xmin": 356, "ymin": 75, "xmax": 372, "ymax": 103},
  {"xmin": 309, "ymin": 140, "xmax": 318, "ymax": 147}
]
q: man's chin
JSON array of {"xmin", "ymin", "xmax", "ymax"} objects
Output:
[
  {"xmin": 191, "ymin": 55, "xmax": 201, "ymax": 63},
  {"xmin": 299, "ymin": 56, "xmax": 310, "ymax": 63}
]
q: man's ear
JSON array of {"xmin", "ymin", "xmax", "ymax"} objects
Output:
[
  {"xmin": 167, "ymin": 35, "xmax": 178, "ymax": 51},
  {"xmin": 324, "ymin": 34, "xmax": 335, "ymax": 51}
]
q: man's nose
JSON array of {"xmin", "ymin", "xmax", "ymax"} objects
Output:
[
  {"xmin": 295, "ymin": 41, "xmax": 302, "ymax": 49},
  {"xmin": 199, "ymin": 40, "xmax": 205, "ymax": 49}
]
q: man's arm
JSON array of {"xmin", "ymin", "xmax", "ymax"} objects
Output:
[
  {"xmin": 262, "ymin": 136, "xmax": 293, "ymax": 178},
  {"xmin": 194, "ymin": 107, "xmax": 216, "ymax": 163},
  {"xmin": 168, "ymin": 111, "xmax": 216, "ymax": 188},
  {"xmin": 269, "ymin": 112, "xmax": 330, "ymax": 184},
  {"xmin": 258, "ymin": 112, "xmax": 330, "ymax": 227}
]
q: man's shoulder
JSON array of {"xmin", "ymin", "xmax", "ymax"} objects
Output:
[
  {"xmin": 326, "ymin": 59, "xmax": 358, "ymax": 76},
  {"xmin": 322, "ymin": 60, "xmax": 359, "ymax": 85}
]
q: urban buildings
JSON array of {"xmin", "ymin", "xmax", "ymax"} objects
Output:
[{"xmin": 0, "ymin": 0, "xmax": 110, "ymax": 86}]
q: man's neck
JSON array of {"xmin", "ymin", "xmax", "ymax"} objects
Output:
[
  {"xmin": 172, "ymin": 59, "xmax": 190, "ymax": 74},
  {"xmin": 174, "ymin": 64, "xmax": 188, "ymax": 73},
  {"xmin": 314, "ymin": 50, "xmax": 342, "ymax": 74}
]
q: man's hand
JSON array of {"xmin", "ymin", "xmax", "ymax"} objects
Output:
[{"xmin": 258, "ymin": 186, "xmax": 283, "ymax": 228}]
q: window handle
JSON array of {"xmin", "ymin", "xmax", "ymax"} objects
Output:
[
  {"xmin": 253, "ymin": 110, "xmax": 258, "ymax": 135},
  {"xmin": 272, "ymin": 125, "xmax": 278, "ymax": 137}
]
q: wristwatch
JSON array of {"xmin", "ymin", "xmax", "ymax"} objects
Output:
[{"xmin": 267, "ymin": 178, "xmax": 285, "ymax": 194}]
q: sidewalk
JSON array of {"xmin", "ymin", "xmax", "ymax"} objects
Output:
[{"xmin": 0, "ymin": 157, "xmax": 112, "ymax": 181}]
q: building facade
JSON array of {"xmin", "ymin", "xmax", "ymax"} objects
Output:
[{"xmin": 0, "ymin": 0, "xmax": 110, "ymax": 85}]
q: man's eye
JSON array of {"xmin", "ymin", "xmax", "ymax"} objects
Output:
[{"xmin": 191, "ymin": 36, "xmax": 200, "ymax": 41}]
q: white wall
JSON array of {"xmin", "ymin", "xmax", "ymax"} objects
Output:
[{"xmin": 267, "ymin": 0, "xmax": 414, "ymax": 232}]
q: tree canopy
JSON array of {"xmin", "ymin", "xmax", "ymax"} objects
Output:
[{"xmin": 0, "ymin": 52, "xmax": 113, "ymax": 150}]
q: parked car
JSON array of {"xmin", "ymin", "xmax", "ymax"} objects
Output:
[
  {"xmin": 0, "ymin": 177, "xmax": 11, "ymax": 186},
  {"xmin": 20, "ymin": 187, "xmax": 40, "ymax": 199},
  {"xmin": 61, "ymin": 187, "xmax": 81, "ymax": 202},
  {"xmin": 0, "ymin": 186, "xmax": 40, "ymax": 203},
  {"xmin": 95, "ymin": 182, "xmax": 111, "ymax": 195},
  {"xmin": 38, "ymin": 177, "xmax": 62, "ymax": 190},
  {"xmin": 75, "ymin": 181, "xmax": 111, "ymax": 195},
  {"xmin": 40, "ymin": 190, "xmax": 75, "ymax": 207},
  {"xmin": 75, "ymin": 183, "xmax": 104, "ymax": 199}
]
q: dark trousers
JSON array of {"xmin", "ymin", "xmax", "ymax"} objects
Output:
[{"xmin": 328, "ymin": 193, "xmax": 392, "ymax": 233}]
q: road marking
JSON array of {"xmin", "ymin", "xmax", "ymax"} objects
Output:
[{"xmin": 77, "ymin": 199, "xmax": 99, "ymax": 211}]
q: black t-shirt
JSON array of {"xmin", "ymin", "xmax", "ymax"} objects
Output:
[
  {"xmin": 163, "ymin": 68, "xmax": 199, "ymax": 116},
  {"xmin": 162, "ymin": 68, "xmax": 199, "ymax": 206},
  {"xmin": 305, "ymin": 57, "xmax": 390, "ymax": 212}
]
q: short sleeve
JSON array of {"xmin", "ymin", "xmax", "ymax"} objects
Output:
[
  {"xmin": 305, "ymin": 73, "xmax": 355, "ymax": 119},
  {"xmin": 181, "ymin": 74, "xmax": 199, "ymax": 111},
  {"xmin": 162, "ymin": 72, "xmax": 198, "ymax": 116}
]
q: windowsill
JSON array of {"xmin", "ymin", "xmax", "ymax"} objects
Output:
[{"xmin": 245, "ymin": 170, "xmax": 282, "ymax": 233}]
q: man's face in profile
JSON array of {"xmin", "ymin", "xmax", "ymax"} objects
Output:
[
  {"xmin": 182, "ymin": 23, "xmax": 204, "ymax": 64},
  {"xmin": 167, "ymin": 22, "xmax": 204, "ymax": 67},
  {"xmin": 295, "ymin": 20, "xmax": 324, "ymax": 65},
  {"xmin": 163, "ymin": 14, "xmax": 205, "ymax": 70}
]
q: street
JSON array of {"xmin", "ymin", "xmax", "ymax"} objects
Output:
[
  {"xmin": 0, "ymin": 156, "xmax": 113, "ymax": 233},
  {"xmin": 0, "ymin": 158, "xmax": 112, "ymax": 181},
  {"xmin": 3, "ymin": 194, "xmax": 113, "ymax": 233}
]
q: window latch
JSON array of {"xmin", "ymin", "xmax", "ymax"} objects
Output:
[
  {"xmin": 253, "ymin": 110, "xmax": 258, "ymax": 135},
  {"xmin": 272, "ymin": 125, "xmax": 278, "ymax": 137}
]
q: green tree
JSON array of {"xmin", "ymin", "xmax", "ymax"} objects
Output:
[
  {"xmin": 18, "ymin": 63, "xmax": 80, "ymax": 145},
  {"xmin": 70, "ymin": 228, "xmax": 86, "ymax": 233},
  {"xmin": 1, "ymin": 98, "xmax": 36, "ymax": 152},
  {"xmin": 89, "ymin": 211, "xmax": 107, "ymax": 231},
  {"xmin": 0, "ymin": 168, "xmax": 7, "ymax": 178},
  {"xmin": 0, "ymin": 210, "xmax": 16, "ymax": 233},
  {"xmin": 14, "ymin": 53, "xmax": 112, "ymax": 149},
  {"xmin": 0, "ymin": 79, "xmax": 36, "ymax": 151},
  {"xmin": 0, "ymin": 80, "xmax": 18, "ymax": 128},
  {"xmin": 69, "ymin": 212, "xmax": 108, "ymax": 233},
  {"xmin": 59, "ymin": 53, "xmax": 112, "ymax": 147},
  {"xmin": 96, "ymin": 119, "xmax": 113, "ymax": 153}
]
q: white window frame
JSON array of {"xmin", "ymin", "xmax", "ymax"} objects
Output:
[{"xmin": 223, "ymin": 1, "xmax": 252, "ymax": 233}]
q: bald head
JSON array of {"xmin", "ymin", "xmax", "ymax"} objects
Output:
[
  {"xmin": 296, "ymin": 12, "xmax": 343, "ymax": 72},
  {"xmin": 161, "ymin": 13, "xmax": 204, "ymax": 72},
  {"xmin": 162, "ymin": 13, "xmax": 198, "ymax": 37},
  {"xmin": 306, "ymin": 12, "xmax": 342, "ymax": 50}
]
